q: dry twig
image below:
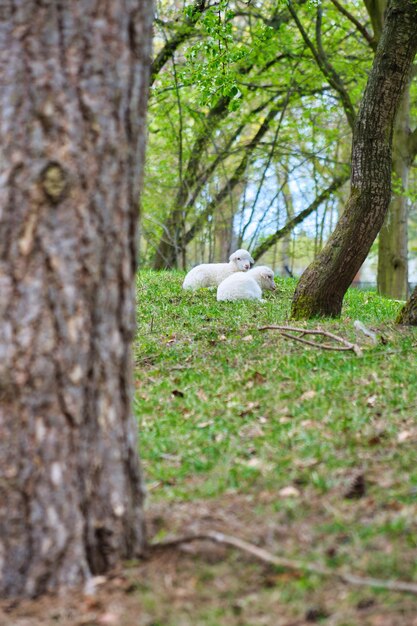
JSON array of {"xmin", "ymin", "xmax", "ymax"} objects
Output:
[
  {"xmin": 151, "ymin": 530, "xmax": 417, "ymax": 595},
  {"xmin": 258, "ymin": 325, "xmax": 362, "ymax": 356}
]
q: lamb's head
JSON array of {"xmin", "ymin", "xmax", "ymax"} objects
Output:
[
  {"xmin": 229, "ymin": 249, "xmax": 254, "ymax": 272},
  {"xmin": 250, "ymin": 266, "xmax": 276, "ymax": 291}
]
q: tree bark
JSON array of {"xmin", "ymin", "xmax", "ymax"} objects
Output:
[
  {"xmin": 366, "ymin": 0, "xmax": 412, "ymax": 300},
  {"xmin": 396, "ymin": 285, "xmax": 417, "ymax": 324},
  {"xmin": 0, "ymin": 0, "xmax": 153, "ymax": 598},
  {"xmin": 377, "ymin": 83, "xmax": 411, "ymax": 299},
  {"xmin": 291, "ymin": 0, "xmax": 417, "ymax": 319}
]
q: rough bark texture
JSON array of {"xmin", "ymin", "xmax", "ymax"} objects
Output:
[
  {"xmin": 396, "ymin": 285, "xmax": 417, "ymax": 324},
  {"xmin": 291, "ymin": 0, "xmax": 417, "ymax": 319},
  {"xmin": 0, "ymin": 1, "xmax": 153, "ymax": 598},
  {"xmin": 377, "ymin": 84, "xmax": 411, "ymax": 299},
  {"xmin": 368, "ymin": 0, "xmax": 412, "ymax": 299}
]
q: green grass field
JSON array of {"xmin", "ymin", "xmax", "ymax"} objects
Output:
[{"xmin": 133, "ymin": 270, "xmax": 417, "ymax": 625}]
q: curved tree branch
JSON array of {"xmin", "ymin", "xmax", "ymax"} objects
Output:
[
  {"xmin": 288, "ymin": 0, "xmax": 356, "ymax": 130},
  {"xmin": 183, "ymin": 104, "xmax": 284, "ymax": 247},
  {"xmin": 251, "ymin": 173, "xmax": 349, "ymax": 261},
  {"xmin": 151, "ymin": 0, "xmax": 207, "ymax": 86},
  {"xmin": 329, "ymin": 0, "xmax": 376, "ymax": 50}
]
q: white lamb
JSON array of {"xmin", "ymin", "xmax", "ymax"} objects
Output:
[
  {"xmin": 182, "ymin": 249, "xmax": 254, "ymax": 290},
  {"xmin": 217, "ymin": 265, "xmax": 276, "ymax": 301}
]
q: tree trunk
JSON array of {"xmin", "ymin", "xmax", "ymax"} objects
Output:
[
  {"xmin": 291, "ymin": 0, "xmax": 417, "ymax": 319},
  {"xmin": 281, "ymin": 179, "xmax": 294, "ymax": 276},
  {"xmin": 0, "ymin": 0, "xmax": 153, "ymax": 598},
  {"xmin": 396, "ymin": 285, "xmax": 417, "ymax": 324},
  {"xmin": 364, "ymin": 0, "xmax": 388, "ymax": 39},
  {"xmin": 367, "ymin": 0, "xmax": 411, "ymax": 300},
  {"xmin": 377, "ymin": 81, "xmax": 410, "ymax": 299}
]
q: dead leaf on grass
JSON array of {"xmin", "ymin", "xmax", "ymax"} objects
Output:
[
  {"xmin": 398, "ymin": 430, "xmax": 413, "ymax": 443},
  {"xmin": 197, "ymin": 389, "xmax": 208, "ymax": 401},
  {"xmin": 239, "ymin": 424, "xmax": 264, "ymax": 439},
  {"xmin": 242, "ymin": 334, "xmax": 253, "ymax": 341},
  {"xmin": 294, "ymin": 458, "xmax": 319, "ymax": 468},
  {"xmin": 366, "ymin": 394, "xmax": 378, "ymax": 408},
  {"xmin": 305, "ymin": 606, "xmax": 330, "ymax": 622},
  {"xmin": 252, "ymin": 371, "xmax": 267, "ymax": 384},
  {"xmin": 278, "ymin": 486, "xmax": 301, "ymax": 498},
  {"xmin": 344, "ymin": 472, "xmax": 367, "ymax": 499},
  {"xmin": 98, "ymin": 613, "xmax": 120, "ymax": 625},
  {"xmin": 299, "ymin": 390, "xmax": 317, "ymax": 402},
  {"xmin": 239, "ymin": 401, "xmax": 260, "ymax": 417},
  {"xmin": 367, "ymin": 430, "xmax": 388, "ymax": 445},
  {"xmin": 197, "ymin": 420, "xmax": 214, "ymax": 428},
  {"xmin": 245, "ymin": 457, "xmax": 273, "ymax": 473},
  {"xmin": 301, "ymin": 419, "xmax": 317, "ymax": 428}
]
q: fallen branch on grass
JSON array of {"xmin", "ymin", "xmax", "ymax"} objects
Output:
[
  {"xmin": 151, "ymin": 530, "xmax": 417, "ymax": 595},
  {"xmin": 258, "ymin": 325, "xmax": 362, "ymax": 356}
]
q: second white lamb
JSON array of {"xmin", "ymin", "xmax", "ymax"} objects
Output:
[{"xmin": 217, "ymin": 266, "xmax": 276, "ymax": 301}]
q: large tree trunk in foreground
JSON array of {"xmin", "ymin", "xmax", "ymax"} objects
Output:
[
  {"xmin": 0, "ymin": 1, "xmax": 153, "ymax": 598},
  {"xmin": 291, "ymin": 0, "xmax": 417, "ymax": 319}
]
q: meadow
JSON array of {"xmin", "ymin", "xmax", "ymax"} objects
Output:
[
  {"xmin": 130, "ymin": 270, "xmax": 417, "ymax": 626},
  {"xmin": 9, "ymin": 271, "xmax": 417, "ymax": 626}
]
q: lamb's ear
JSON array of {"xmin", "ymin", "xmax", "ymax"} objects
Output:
[{"xmin": 229, "ymin": 252, "xmax": 237, "ymax": 262}]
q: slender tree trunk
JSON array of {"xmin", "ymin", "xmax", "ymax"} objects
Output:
[
  {"xmin": 214, "ymin": 181, "xmax": 243, "ymax": 262},
  {"xmin": 152, "ymin": 97, "xmax": 234, "ymax": 270},
  {"xmin": 377, "ymin": 83, "xmax": 410, "ymax": 299},
  {"xmin": 0, "ymin": 0, "xmax": 153, "ymax": 598},
  {"xmin": 364, "ymin": 0, "xmax": 388, "ymax": 39},
  {"xmin": 291, "ymin": 0, "xmax": 417, "ymax": 319}
]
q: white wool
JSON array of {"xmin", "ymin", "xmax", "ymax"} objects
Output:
[
  {"xmin": 217, "ymin": 265, "xmax": 276, "ymax": 301},
  {"xmin": 182, "ymin": 249, "xmax": 254, "ymax": 290}
]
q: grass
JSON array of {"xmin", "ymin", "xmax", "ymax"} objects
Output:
[{"xmin": 132, "ymin": 270, "xmax": 417, "ymax": 625}]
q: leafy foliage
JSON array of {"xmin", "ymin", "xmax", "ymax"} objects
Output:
[{"xmin": 144, "ymin": 1, "xmax": 379, "ymax": 268}]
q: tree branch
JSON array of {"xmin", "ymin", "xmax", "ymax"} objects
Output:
[
  {"xmin": 151, "ymin": 0, "xmax": 208, "ymax": 86},
  {"xmin": 258, "ymin": 325, "xmax": 362, "ymax": 356},
  {"xmin": 251, "ymin": 173, "xmax": 349, "ymax": 261},
  {"xmin": 183, "ymin": 104, "xmax": 283, "ymax": 246},
  {"xmin": 151, "ymin": 530, "xmax": 417, "ymax": 595},
  {"xmin": 329, "ymin": 0, "xmax": 376, "ymax": 50},
  {"xmin": 287, "ymin": 1, "xmax": 356, "ymax": 130}
]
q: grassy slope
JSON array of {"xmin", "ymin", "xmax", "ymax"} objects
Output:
[{"xmin": 134, "ymin": 270, "xmax": 417, "ymax": 625}]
